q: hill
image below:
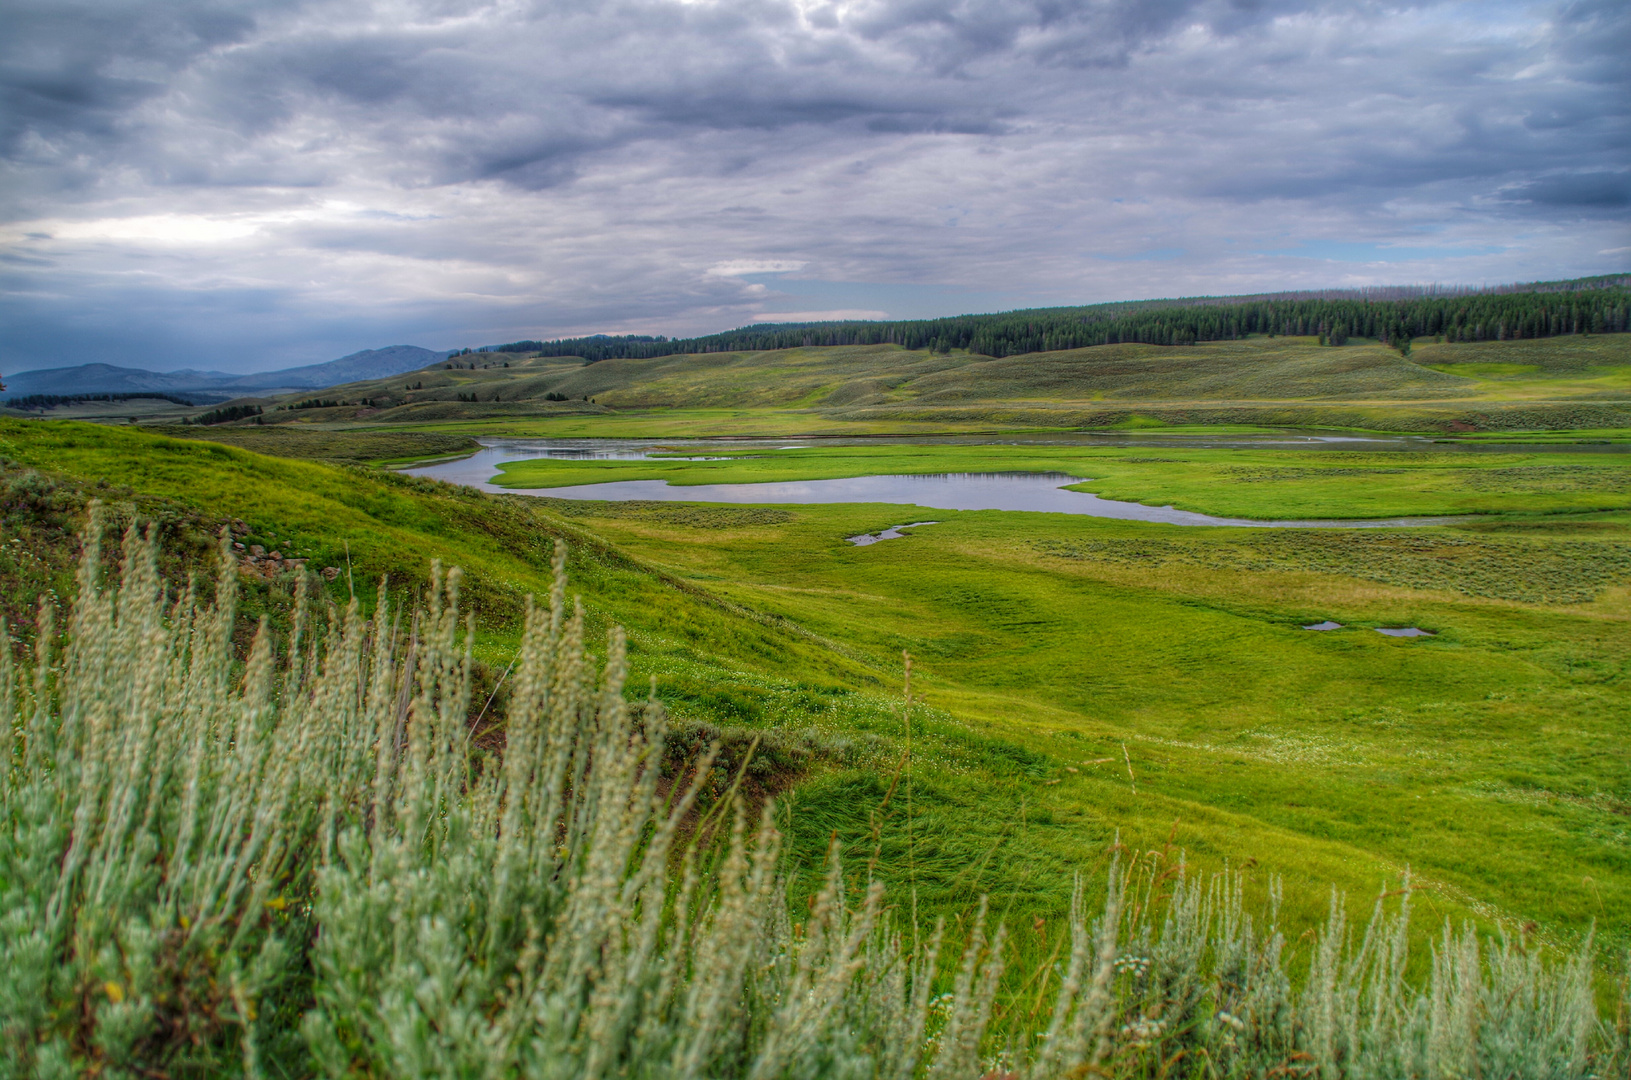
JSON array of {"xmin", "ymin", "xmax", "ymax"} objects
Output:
[
  {"xmin": 3, "ymin": 345, "xmax": 452, "ymax": 400},
  {"xmin": 244, "ymin": 332, "xmax": 1631, "ymax": 435},
  {"xmin": 1, "ymin": 363, "xmax": 239, "ymax": 400},
  {"xmin": 7, "ymin": 418, "xmax": 1626, "ymax": 1079},
  {"xmin": 498, "ymin": 275, "xmax": 1631, "ymax": 360},
  {"xmin": 0, "ymin": 417, "xmax": 1122, "ymax": 930},
  {"xmin": 225, "ymin": 344, "xmax": 454, "ymax": 390},
  {"xmin": 3, "ymin": 417, "xmax": 1627, "ymax": 967}
]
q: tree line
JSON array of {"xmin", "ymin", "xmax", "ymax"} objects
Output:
[
  {"xmin": 492, "ymin": 276, "xmax": 1630, "ymax": 362},
  {"xmin": 3, "ymin": 392, "xmax": 199, "ymax": 410},
  {"xmin": 182, "ymin": 403, "xmax": 264, "ymax": 426}
]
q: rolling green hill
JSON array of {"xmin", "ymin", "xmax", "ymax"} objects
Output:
[
  {"xmin": 228, "ymin": 332, "xmax": 1631, "ymax": 436},
  {"xmin": 496, "ymin": 276, "xmax": 1631, "ymax": 358},
  {"xmin": 7, "ymin": 417, "xmax": 1630, "ymax": 965}
]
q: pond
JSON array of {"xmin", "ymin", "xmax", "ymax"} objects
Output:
[
  {"xmin": 1303, "ymin": 621, "xmax": 1436, "ymax": 637},
  {"xmin": 404, "ymin": 441, "xmax": 1471, "ymax": 529},
  {"xmin": 847, "ymin": 522, "xmax": 939, "ymax": 546}
]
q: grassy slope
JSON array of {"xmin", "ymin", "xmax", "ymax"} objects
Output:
[
  {"xmin": 154, "ymin": 425, "xmax": 482, "ymax": 465},
  {"xmin": 232, "ymin": 334, "xmax": 1631, "ymax": 436},
  {"xmin": 0, "ymin": 419, "xmax": 1146, "ymax": 953},
  {"xmin": 0, "ymin": 397, "xmax": 207, "ymax": 424},
  {"xmin": 6, "ymin": 420, "xmax": 1627, "ymax": 968},
  {"xmin": 1413, "ymin": 336, "xmax": 1631, "ymax": 401},
  {"xmin": 547, "ymin": 489, "xmax": 1631, "ymax": 960},
  {"xmin": 0, "ymin": 419, "xmax": 865, "ymax": 669}
]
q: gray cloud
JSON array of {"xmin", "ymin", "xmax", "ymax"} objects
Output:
[
  {"xmin": 1509, "ymin": 171, "xmax": 1631, "ymax": 208},
  {"xmin": 0, "ymin": 0, "xmax": 1627, "ymax": 373}
]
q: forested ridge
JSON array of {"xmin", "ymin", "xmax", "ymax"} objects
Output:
[
  {"xmin": 1, "ymin": 391, "xmax": 199, "ymax": 409},
  {"xmin": 498, "ymin": 275, "xmax": 1630, "ymax": 361}
]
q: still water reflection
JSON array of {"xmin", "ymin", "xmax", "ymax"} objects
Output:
[{"xmin": 405, "ymin": 440, "xmax": 1474, "ymax": 528}]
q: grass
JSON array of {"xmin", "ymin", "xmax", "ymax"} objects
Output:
[
  {"xmin": 154, "ymin": 424, "xmax": 481, "ymax": 465},
  {"xmin": 194, "ymin": 333, "xmax": 1631, "ymax": 438},
  {"xmin": 496, "ymin": 442, "xmax": 1631, "ymax": 964},
  {"xmin": 0, "ymin": 420, "xmax": 1139, "ymax": 936},
  {"xmin": 0, "ymin": 396, "xmax": 208, "ymax": 424},
  {"xmin": 7, "ymin": 519, "xmax": 1622, "ymax": 1078},
  {"xmin": 9, "ymin": 419, "xmax": 1626, "ymax": 966}
]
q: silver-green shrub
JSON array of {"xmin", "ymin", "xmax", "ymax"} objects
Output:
[{"xmin": 0, "ymin": 510, "xmax": 1624, "ymax": 1079}]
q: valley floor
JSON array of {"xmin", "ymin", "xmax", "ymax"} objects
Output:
[
  {"xmin": 511, "ymin": 445, "xmax": 1631, "ymax": 964},
  {"xmin": 3, "ymin": 396, "xmax": 1629, "ymax": 982}
]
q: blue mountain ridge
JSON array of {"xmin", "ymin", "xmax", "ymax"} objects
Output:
[{"xmin": 3, "ymin": 346, "xmax": 456, "ymax": 399}]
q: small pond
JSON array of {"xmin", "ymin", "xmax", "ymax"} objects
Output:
[
  {"xmin": 1303, "ymin": 621, "xmax": 1435, "ymax": 637},
  {"xmin": 848, "ymin": 522, "xmax": 939, "ymax": 546}
]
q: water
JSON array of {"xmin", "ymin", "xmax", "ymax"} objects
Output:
[
  {"xmin": 484, "ymin": 472, "xmax": 1469, "ymax": 528},
  {"xmin": 405, "ymin": 435, "xmax": 1631, "ymax": 528},
  {"xmin": 1302, "ymin": 622, "xmax": 1434, "ymax": 637},
  {"xmin": 847, "ymin": 522, "xmax": 939, "ymax": 546},
  {"xmin": 405, "ymin": 446, "xmax": 1471, "ymax": 528},
  {"xmin": 405, "ymin": 439, "xmax": 724, "ymax": 489},
  {"xmin": 406, "ymin": 433, "xmax": 1631, "ymax": 493}
]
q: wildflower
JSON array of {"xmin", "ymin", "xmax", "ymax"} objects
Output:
[{"xmin": 1118, "ymin": 1016, "xmax": 1168, "ymax": 1049}]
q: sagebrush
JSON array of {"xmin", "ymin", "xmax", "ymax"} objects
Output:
[{"xmin": 1, "ymin": 509, "xmax": 1625, "ymax": 1078}]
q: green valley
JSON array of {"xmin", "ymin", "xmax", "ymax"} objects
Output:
[
  {"xmin": 3, "ymin": 416, "xmax": 1628, "ymax": 967},
  {"xmin": 6, "ymin": 288, "xmax": 1631, "ymax": 1073},
  {"xmin": 133, "ymin": 332, "xmax": 1631, "ymax": 438}
]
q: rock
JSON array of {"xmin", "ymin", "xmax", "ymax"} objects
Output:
[
  {"xmin": 321, "ymin": 566, "xmax": 342, "ymax": 582},
  {"xmin": 249, "ymin": 545, "xmax": 266, "ymax": 557},
  {"xmin": 269, "ymin": 551, "xmax": 282, "ymax": 561},
  {"xmin": 233, "ymin": 542, "xmax": 246, "ymax": 551}
]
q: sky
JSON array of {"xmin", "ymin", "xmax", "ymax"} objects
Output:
[{"xmin": 1, "ymin": 0, "xmax": 1628, "ymax": 374}]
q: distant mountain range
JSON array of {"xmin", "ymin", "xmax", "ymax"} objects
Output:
[{"xmin": 2, "ymin": 345, "xmax": 455, "ymax": 401}]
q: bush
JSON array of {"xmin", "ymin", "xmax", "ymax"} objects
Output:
[
  {"xmin": 0, "ymin": 512, "xmax": 1625, "ymax": 1078},
  {"xmin": 188, "ymin": 404, "xmax": 263, "ymax": 426}
]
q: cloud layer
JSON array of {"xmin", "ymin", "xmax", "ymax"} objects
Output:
[{"xmin": 2, "ymin": 0, "xmax": 1628, "ymax": 372}]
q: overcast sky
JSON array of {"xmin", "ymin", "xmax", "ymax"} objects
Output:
[{"xmin": 2, "ymin": 0, "xmax": 1628, "ymax": 374}]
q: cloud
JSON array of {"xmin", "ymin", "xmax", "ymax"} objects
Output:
[
  {"xmin": 1505, "ymin": 171, "xmax": 1631, "ymax": 208},
  {"xmin": 746, "ymin": 309, "xmax": 891, "ymax": 323},
  {"xmin": 0, "ymin": 0, "xmax": 1626, "ymax": 373},
  {"xmin": 709, "ymin": 260, "xmax": 810, "ymax": 276}
]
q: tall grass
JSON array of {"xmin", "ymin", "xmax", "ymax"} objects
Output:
[{"xmin": 1, "ymin": 508, "xmax": 1626, "ymax": 1078}]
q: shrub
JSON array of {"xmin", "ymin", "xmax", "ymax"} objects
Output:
[
  {"xmin": 187, "ymin": 404, "xmax": 264, "ymax": 426},
  {"xmin": 0, "ymin": 511, "xmax": 1624, "ymax": 1078}
]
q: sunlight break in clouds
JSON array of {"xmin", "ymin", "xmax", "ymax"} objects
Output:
[{"xmin": 0, "ymin": 0, "xmax": 1626, "ymax": 372}]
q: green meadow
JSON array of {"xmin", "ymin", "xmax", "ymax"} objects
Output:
[
  {"xmin": 171, "ymin": 331, "xmax": 1631, "ymax": 438},
  {"xmin": 498, "ymin": 446, "xmax": 1631, "ymax": 959},
  {"xmin": 0, "ymin": 420, "xmax": 1130, "ymax": 947},
  {"xmin": 5, "ymin": 331, "xmax": 1631, "ymax": 989}
]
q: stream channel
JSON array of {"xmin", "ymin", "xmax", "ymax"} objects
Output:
[{"xmin": 396, "ymin": 432, "xmax": 1601, "ymax": 528}]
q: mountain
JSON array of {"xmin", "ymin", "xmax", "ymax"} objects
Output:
[
  {"xmin": 3, "ymin": 346, "xmax": 453, "ymax": 400},
  {"xmin": 2, "ymin": 364, "xmax": 240, "ymax": 398},
  {"xmin": 225, "ymin": 346, "xmax": 454, "ymax": 390}
]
